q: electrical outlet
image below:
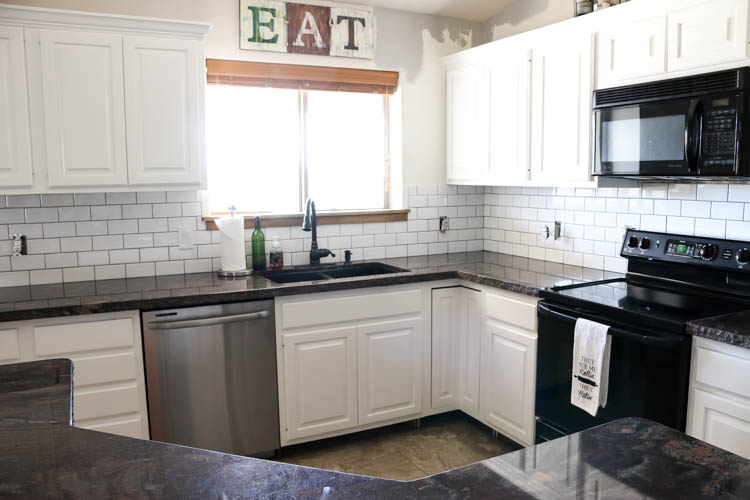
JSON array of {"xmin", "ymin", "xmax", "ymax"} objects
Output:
[
  {"xmin": 439, "ymin": 216, "xmax": 449, "ymax": 233},
  {"xmin": 178, "ymin": 226, "xmax": 194, "ymax": 250}
]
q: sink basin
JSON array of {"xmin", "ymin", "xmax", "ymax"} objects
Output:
[{"xmin": 260, "ymin": 262, "xmax": 409, "ymax": 284}]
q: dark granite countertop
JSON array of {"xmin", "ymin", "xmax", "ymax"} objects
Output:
[
  {"xmin": 0, "ymin": 252, "xmax": 615, "ymax": 323},
  {"xmin": 0, "ymin": 359, "xmax": 72, "ymax": 427},
  {"xmin": 687, "ymin": 310, "xmax": 750, "ymax": 349},
  {"xmin": 1, "ymin": 359, "xmax": 749, "ymax": 499}
]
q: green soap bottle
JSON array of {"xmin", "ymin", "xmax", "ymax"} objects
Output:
[{"xmin": 251, "ymin": 215, "xmax": 266, "ymax": 271}]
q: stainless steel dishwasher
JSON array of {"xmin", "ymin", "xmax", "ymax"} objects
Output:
[{"xmin": 142, "ymin": 300, "xmax": 279, "ymax": 457}]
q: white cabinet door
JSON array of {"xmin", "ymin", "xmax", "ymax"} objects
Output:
[
  {"xmin": 479, "ymin": 321, "xmax": 536, "ymax": 446},
  {"xmin": 531, "ymin": 33, "xmax": 593, "ymax": 184},
  {"xmin": 124, "ymin": 36, "xmax": 204, "ymax": 186},
  {"xmin": 39, "ymin": 30, "xmax": 127, "ymax": 187},
  {"xmin": 488, "ymin": 50, "xmax": 531, "ymax": 185},
  {"xmin": 689, "ymin": 389, "xmax": 750, "ymax": 460},
  {"xmin": 0, "ymin": 329, "xmax": 20, "ymax": 363},
  {"xmin": 597, "ymin": 16, "xmax": 667, "ymax": 88},
  {"xmin": 431, "ymin": 288, "xmax": 461, "ymax": 410},
  {"xmin": 0, "ymin": 26, "xmax": 33, "ymax": 187},
  {"xmin": 358, "ymin": 317, "xmax": 422, "ymax": 425},
  {"xmin": 446, "ymin": 64, "xmax": 489, "ymax": 184},
  {"xmin": 458, "ymin": 288, "xmax": 482, "ymax": 416},
  {"xmin": 668, "ymin": 0, "xmax": 749, "ymax": 72},
  {"xmin": 282, "ymin": 326, "xmax": 358, "ymax": 440}
]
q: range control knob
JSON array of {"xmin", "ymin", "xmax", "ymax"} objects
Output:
[
  {"xmin": 737, "ymin": 248, "xmax": 750, "ymax": 265},
  {"xmin": 639, "ymin": 237, "xmax": 651, "ymax": 250},
  {"xmin": 700, "ymin": 244, "xmax": 717, "ymax": 261},
  {"xmin": 627, "ymin": 236, "xmax": 639, "ymax": 248}
]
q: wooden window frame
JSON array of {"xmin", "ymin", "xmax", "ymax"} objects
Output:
[{"xmin": 205, "ymin": 59, "xmax": 404, "ymax": 227}]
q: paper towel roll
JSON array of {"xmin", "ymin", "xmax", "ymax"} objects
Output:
[{"xmin": 217, "ymin": 216, "xmax": 247, "ymax": 272}]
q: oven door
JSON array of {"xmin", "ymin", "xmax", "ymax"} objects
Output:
[
  {"xmin": 535, "ymin": 302, "xmax": 692, "ymax": 443},
  {"xmin": 593, "ymin": 98, "xmax": 701, "ymax": 176}
]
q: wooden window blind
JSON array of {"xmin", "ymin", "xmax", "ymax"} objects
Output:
[{"xmin": 206, "ymin": 59, "xmax": 399, "ymax": 94}]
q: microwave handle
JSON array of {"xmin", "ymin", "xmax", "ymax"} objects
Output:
[{"xmin": 686, "ymin": 98, "xmax": 702, "ymax": 173}]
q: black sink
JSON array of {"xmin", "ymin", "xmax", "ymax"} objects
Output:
[{"xmin": 260, "ymin": 262, "xmax": 409, "ymax": 284}]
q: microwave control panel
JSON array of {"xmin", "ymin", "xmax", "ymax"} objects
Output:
[{"xmin": 701, "ymin": 94, "xmax": 739, "ymax": 171}]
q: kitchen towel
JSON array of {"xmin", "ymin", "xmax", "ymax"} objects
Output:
[{"xmin": 571, "ymin": 318, "xmax": 612, "ymax": 417}]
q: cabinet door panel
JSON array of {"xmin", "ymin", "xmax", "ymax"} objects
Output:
[
  {"xmin": 124, "ymin": 36, "xmax": 203, "ymax": 185},
  {"xmin": 480, "ymin": 321, "xmax": 536, "ymax": 445},
  {"xmin": 597, "ymin": 16, "xmax": 667, "ymax": 88},
  {"xmin": 283, "ymin": 326, "xmax": 358, "ymax": 440},
  {"xmin": 358, "ymin": 318, "xmax": 421, "ymax": 424},
  {"xmin": 431, "ymin": 288, "xmax": 461, "ymax": 410},
  {"xmin": 0, "ymin": 26, "xmax": 33, "ymax": 187},
  {"xmin": 39, "ymin": 30, "xmax": 127, "ymax": 187},
  {"xmin": 458, "ymin": 289, "xmax": 481, "ymax": 416},
  {"xmin": 689, "ymin": 389, "xmax": 750, "ymax": 460},
  {"xmin": 0, "ymin": 329, "xmax": 20, "ymax": 363},
  {"xmin": 489, "ymin": 50, "xmax": 530, "ymax": 184},
  {"xmin": 531, "ymin": 34, "xmax": 593, "ymax": 184},
  {"xmin": 447, "ymin": 64, "xmax": 489, "ymax": 184},
  {"xmin": 668, "ymin": 0, "xmax": 749, "ymax": 72}
]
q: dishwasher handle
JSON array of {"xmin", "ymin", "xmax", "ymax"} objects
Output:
[{"xmin": 147, "ymin": 310, "xmax": 270, "ymax": 330}]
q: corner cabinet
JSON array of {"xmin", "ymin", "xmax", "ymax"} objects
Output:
[
  {"xmin": 276, "ymin": 286, "xmax": 427, "ymax": 446},
  {"xmin": 0, "ymin": 4, "xmax": 210, "ymax": 194},
  {"xmin": 446, "ymin": 64, "xmax": 489, "ymax": 184}
]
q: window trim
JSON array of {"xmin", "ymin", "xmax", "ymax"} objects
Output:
[{"xmin": 203, "ymin": 209, "xmax": 409, "ymax": 231}]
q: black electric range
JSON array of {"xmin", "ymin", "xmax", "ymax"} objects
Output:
[{"xmin": 535, "ymin": 230, "xmax": 750, "ymax": 443}]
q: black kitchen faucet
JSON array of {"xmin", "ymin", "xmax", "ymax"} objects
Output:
[{"xmin": 302, "ymin": 198, "xmax": 336, "ymax": 265}]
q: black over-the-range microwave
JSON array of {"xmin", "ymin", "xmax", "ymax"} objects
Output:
[{"xmin": 592, "ymin": 67, "xmax": 750, "ymax": 178}]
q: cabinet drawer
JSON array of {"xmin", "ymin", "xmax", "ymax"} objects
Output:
[
  {"xmin": 281, "ymin": 289, "xmax": 422, "ymax": 330},
  {"xmin": 33, "ymin": 318, "xmax": 135, "ymax": 356},
  {"xmin": 74, "ymin": 384, "xmax": 141, "ymax": 422},
  {"xmin": 485, "ymin": 291, "xmax": 537, "ymax": 331},
  {"xmin": 0, "ymin": 329, "xmax": 20, "ymax": 363},
  {"xmin": 79, "ymin": 417, "xmax": 145, "ymax": 439},
  {"xmin": 68, "ymin": 351, "xmax": 138, "ymax": 387},
  {"xmin": 694, "ymin": 343, "xmax": 750, "ymax": 399}
]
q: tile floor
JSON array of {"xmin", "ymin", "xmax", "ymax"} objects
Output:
[{"xmin": 275, "ymin": 411, "xmax": 521, "ymax": 481}]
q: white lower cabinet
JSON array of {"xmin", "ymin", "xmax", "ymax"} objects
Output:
[
  {"xmin": 687, "ymin": 337, "xmax": 750, "ymax": 459},
  {"xmin": 479, "ymin": 321, "xmax": 537, "ymax": 446},
  {"xmin": 282, "ymin": 326, "xmax": 358, "ymax": 440},
  {"xmin": 0, "ymin": 311, "xmax": 149, "ymax": 439},
  {"xmin": 358, "ymin": 318, "xmax": 422, "ymax": 424},
  {"xmin": 276, "ymin": 286, "xmax": 426, "ymax": 446}
]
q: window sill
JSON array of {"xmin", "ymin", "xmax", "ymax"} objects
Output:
[{"xmin": 203, "ymin": 209, "xmax": 410, "ymax": 231}]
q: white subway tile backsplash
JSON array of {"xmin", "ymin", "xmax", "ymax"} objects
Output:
[
  {"xmin": 681, "ymin": 201, "xmax": 711, "ymax": 218},
  {"xmin": 136, "ymin": 192, "xmax": 166, "ymax": 203},
  {"xmin": 45, "ymin": 253, "xmax": 78, "ymax": 268},
  {"xmin": 727, "ymin": 220, "xmax": 750, "ymax": 240},
  {"xmin": 91, "ymin": 205, "xmax": 122, "ymax": 220},
  {"xmin": 9, "ymin": 224, "xmax": 43, "ymax": 239},
  {"xmin": 729, "ymin": 185, "xmax": 750, "ymax": 202},
  {"xmin": 30, "ymin": 269, "xmax": 62, "ymax": 285},
  {"xmin": 668, "ymin": 184, "xmax": 697, "ymax": 200},
  {"xmin": 43, "ymin": 222, "xmax": 76, "ymax": 238},
  {"xmin": 74, "ymin": 193, "xmax": 105, "ymax": 206},
  {"xmin": 667, "ymin": 216, "xmax": 695, "ymax": 235},
  {"xmin": 63, "ymin": 266, "xmax": 94, "ymax": 282},
  {"xmin": 711, "ymin": 202, "xmax": 744, "ymax": 221},
  {"xmin": 41, "ymin": 194, "xmax": 74, "ymax": 207},
  {"xmin": 58, "ymin": 206, "xmax": 91, "ymax": 222},
  {"xmin": 24, "ymin": 208, "xmax": 58, "ymax": 223},
  {"xmin": 78, "ymin": 251, "xmax": 109, "ymax": 266},
  {"xmin": 11, "ymin": 255, "xmax": 45, "ymax": 271},
  {"xmin": 95, "ymin": 264, "xmax": 126, "ymax": 280},
  {"xmin": 76, "ymin": 221, "xmax": 108, "ymax": 236},
  {"xmin": 695, "ymin": 219, "xmax": 726, "ymax": 238},
  {"xmin": 106, "ymin": 192, "xmax": 136, "ymax": 205},
  {"xmin": 697, "ymin": 184, "xmax": 729, "ymax": 201},
  {"xmin": 0, "ymin": 209, "xmax": 26, "ymax": 224},
  {"xmin": 60, "ymin": 237, "xmax": 92, "ymax": 253},
  {"xmin": 126, "ymin": 262, "xmax": 155, "ymax": 278}
]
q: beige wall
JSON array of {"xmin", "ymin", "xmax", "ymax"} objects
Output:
[
  {"xmin": 483, "ymin": 0, "xmax": 573, "ymax": 42},
  {"xmin": 3, "ymin": 0, "xmax": 482, "ymax": 185}
]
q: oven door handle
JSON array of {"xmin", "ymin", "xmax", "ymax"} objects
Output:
[{"xmin": 538, "ymin": 303, "xmax": 689, "ymax": 346}]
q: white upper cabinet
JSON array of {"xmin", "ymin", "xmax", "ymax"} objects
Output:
[
  {"xmin": 597, "ymin": 15, "xmax": 667, "ymax": 88},
  {"xmin": 0, "ymin": 26, "xmax": 33, "ymax": 187},
  {"xmin": 39, "ymin": 30, "xmax": 128, "ymax": 187},
  {"xmin": 0, "ymin": 4, "xmax": 210, "ymax": 194},
  {"xmin": 668, "ymin": 0, "xmax": 749, "ymax": 72},
  {"xmin": 530, "ymin": 33, "xmax": 594, "ymax": 184},
  {"xmin": 124, "ymin": 36, "xmax": 204, "ymax": 186},
  {"xmin": 488, "ymin": 49, "xmax": 531, "ymax": 185},
  {"xmin": 446, "ymin": 64, "xmax": 489, "ymax": 184}
]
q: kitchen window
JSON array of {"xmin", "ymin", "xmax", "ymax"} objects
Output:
[{"xmin": 205, "ymin": 59, "xmax": 399, "ymax": 217}]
